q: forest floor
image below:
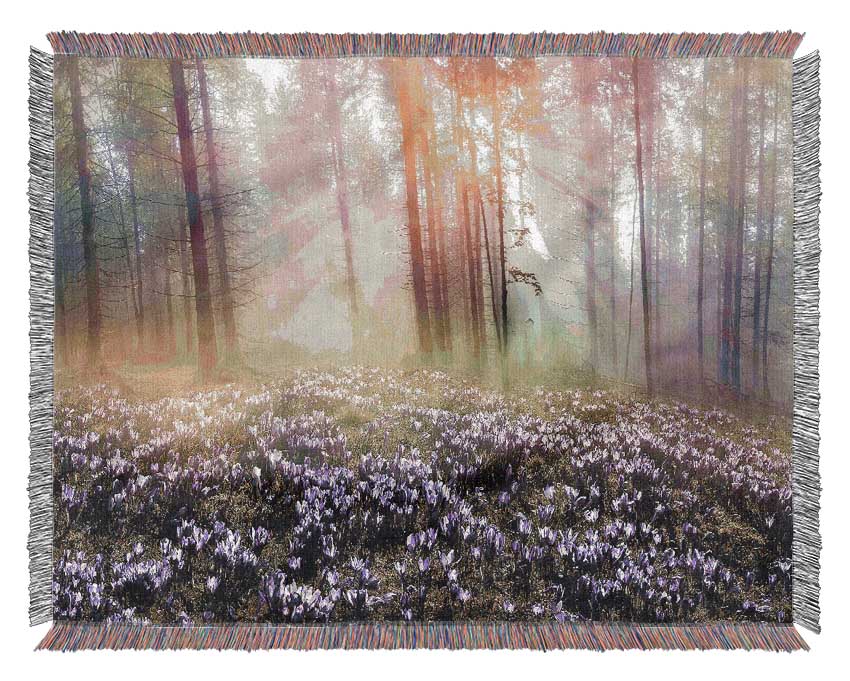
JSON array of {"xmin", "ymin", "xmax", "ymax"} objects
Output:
[{"xmin": 52, "ymin": 365, "xmax": 793, "ymax": 624}]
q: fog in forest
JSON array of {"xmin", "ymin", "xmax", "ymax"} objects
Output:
[{"xmin": 53, "ymin": 55, "xmax": 794, "ymax": 407}]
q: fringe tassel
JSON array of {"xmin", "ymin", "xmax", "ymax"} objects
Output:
[
  {"xmin": 28, "ymin": 47, "xmax": 54, "ymax": 627},
  {"xmin": 37, "ymin": 622, "xmax": 809, "ymax": 652},
  {"xmin": 791, "ymin": 51, "xmax": 821, "ymax": 634},
  {"xmin": 46, "ymin": 31, "xmax": 804, "ymax": 59}
]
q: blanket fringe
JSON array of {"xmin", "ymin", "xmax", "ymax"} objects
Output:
[
  {"xmin": 28, "ymin": 47, "xmax": 54, "ymax": 627},
  {"xmin": 37, "ymin": 622, "xmax": 809, "ymax": 652},
  {"xmin": 47, "ymin": 31, "xmax": 804, "ymax": 59},
  {"xmin": 791, "ymin": 51, "xmax": 821, "ymax": 634}
]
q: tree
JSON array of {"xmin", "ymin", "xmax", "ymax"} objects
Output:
[
  {"xmin": 696, "ymin": 61, "xmax": 708, "ymax": 387},
  {"xmin": 68, "ymin": 57, "xmax": 102, "ymax": 367},
  {"xmin": 170, "ymin": 59, "xmax": 218, "ymax": 379},
  {"xmin": 719, "ymin": 63, "xmax": 739, "ymax": 388},
  {"xmin": 608, "ymin": 61, "xmax": 620, "ymax": 373},
  {"xmin": 751, "ymin": 82, "xmax": 767, "ymax": 395},
  {"xmin": 125, "ymin": 139, "xmax": 146, "ymax": 352},
  {"xmin": 418, "ymin": 99, "xmax": 448, "ymax": 352},
  {"xmin": 761, "ymin": 85, "xmax": 780, "ymax": 399},
  {"xmin": 392, "ymin": 61, "xmax": 433, "ymax": 356},
  {"xmin": 197, "ymin": 59, "xmax": 239, "ymax": 361},
  {"xmin": 632, "ymin": 59, "xmax": 654, "ymax": 395},
  {"xmin": 323, "ymin": 64, "xmax": 362, "ymax": 353},
  {"xmin": 731, "ymin": 61, "xmax": 749, "ymax": 392},
  {"xmin": 489, "ymin": 61, "xmax": 510, "ymax": 356}
]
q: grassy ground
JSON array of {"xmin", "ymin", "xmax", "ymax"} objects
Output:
[{"xmin": 52, "ymin": 365, "xmax": 793, "ymax": 624}]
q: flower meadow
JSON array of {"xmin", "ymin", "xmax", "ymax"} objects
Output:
[{"xmin": 52, "ymin": 367, "xmax": 792, "ymax": 625}]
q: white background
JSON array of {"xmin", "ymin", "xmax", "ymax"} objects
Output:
[{"xmin": 1, "ymin": 1, "xmax": 847, "ymax": 676}]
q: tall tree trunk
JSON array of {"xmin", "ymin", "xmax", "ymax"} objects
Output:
[
  {"xmin": 164, "ymin": 234, "xmax": 176, "ymax": 357},
  {"xmin": 697, "ymin": 61, "xmax": 708, "ymax": 388},
  {"xmin": 68, "ymin": 58, "xmax": 102, "ymax": 367},
  {"xmin": 585, "ymin": 199, "xmax": 599, "ymax": 374},
  {"xmin": 479, "ymin": 196, "xmax": 503, "ymax": 351},
  {"xmin": 461, "ymin": 178, "xmax": 481, "ymax": 358},
  {"xmin": 652, "ymin": 135, "xmax": 662, "ymax": 379},
  {"xmin": 150, "ymin": 245, "xmax": 165, "ymax": 354},
  {"xmin": 720, "ymin": 64, "xmax": 740, "ymax": 387},
  {"xmin": 731, "ymin": 62, "xmax": 749, "ymax": 393},
  {"xmin": 456, "ymin": 187, "xmax": 473, "ymax": 349},
  {"xmin": 423, "ymin": 103, "xmax": 452, "ymax": 351},
  {"xmin": 624, "ymin": 188, "xmax": 638, "ymax": 381},
  {"xmin": 178, "ymin": 210, "xmax": 194, "ymax": 357},
  {"xmin": 170, "ymin": 59, "xmax": 218, "ymax": 379},
  {"xmin": 393, "ymin": 62, "xmax": 433, "ymax": 356},
  {"xmin": 125, "ymin": 147, "xmax": 146, "ymax": 350},
  {"xmin": 451, "ymin": 63, "xmax": 479, "ymax": 359},
  {"xmin": 608, "ymin": 63, "xmax": 619, "ymax": 372},
  {"xmin": 751, "ymin": 84, "xmax": 767, "ymax": 395},
  {"xmin": 631, "ymin": 59, "xmax": 654, "ymax": 395},
  {"xmin": 716, "ymin": 220, "xmax": 724, "ymax": 383},
  {"xmin": 467, "ymin": 122, "xmax": 488, "ymax": 355},
  {"xmin": 324, "ymin": 66, "xmax": 361, "ymax": 354},
  {"xmin": 420, "ymin": 124, "xmax": 448, "ymax": 352},
  {"xmin": 197, "ymin": 59, "xmax": 238, "ymax": 361},
  {"xmin": 437, "ymin": 192, "xmax": 453, "ymax": 352},
  {"xmin": 490, "ymin": 65, "xmax": 509, "ymax": 355},
  {"xmin": 762, "ymin": 88, "xmax": 780, "ymax": 399}
]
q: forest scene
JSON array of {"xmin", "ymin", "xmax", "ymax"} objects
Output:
[{"xmin": 52, "ymin": 55, "xmax": 794, "ymax": 625}]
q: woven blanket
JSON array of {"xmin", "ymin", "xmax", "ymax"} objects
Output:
[{"xmin": 28, "ymin": 31, "xmax": 820, "ymax": 651}]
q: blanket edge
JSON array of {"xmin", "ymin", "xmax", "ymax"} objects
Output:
[
  {"xmin": 45, "ymin": 31, "xmax": 804, "ymax": 59},
  {"xmin": 36, "ymin": 622, "xmax": 810, "ymax": 652},
  {"xmin": 28, "ymin": 47, "xmax": 55, "ymax": 627},
  {"xmin": 791, "ymin": 50, "xmax": 821, "ymax": 634}
]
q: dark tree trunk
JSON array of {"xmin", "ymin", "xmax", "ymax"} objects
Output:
[
  {"xmin": 731, "ymin": 62, "xmax": 749, "ymax": 393},
  {"xmin": 150, "ymin": 245, "xmax": 165, "ymax": 354},
  {"xmin": 467, "ymin": 124, "xmax": 488, "ymax": 355},
  {"xmin": 716, "ymin": 219, "xmax": 724, "ymax": 383},
  {"xmin": 652, "ymin": 135, "xmax": 662, "ymax": 379},
  {"xmin": 394, "ymin": 62, "xmax": 433, "ymax": 356},
  {"xmin": 608, "ymin": 76, "xmax": 618, "ymax": 373},
  {"xmin": 451, "ymin": 63, "xmax": 479, "ymax": 358},
  {"xmin": 461, "ymin": 178, "xmax": 481, "ymax": 359},
  {"xmin": 585, "ymin": 198, "xmax": 599, "ymax": 374},
  {"xmin": 178, "ymin": 210, "xmax": 194, "ymax": 358},
  {"xmin": 420, "ymin": 124, "xmax": 448, "ymax": 352},
  {"xmin": 197, "ymin": 59, "xmax": 238, "ymax": 361},
  {"xmin": 126, "ymin": 147, "xmax": 146, "ymax": 350},
  {"xmin": 170, "ymin": 59, "xmax": 218, "ymax": 379},
  {"xmin": 762, "ymin": 88, "xmax": 780, "ymax": 399},
  {"xmin": 624, "ymin": 188, "xmax": 637, "ymax": 381},
  {"xmin": 428, "ymin": 119, "xmax": 453, "ymax": 352},
  {"xmin": 479, "ymin": 195, "xmax": 503, "ymax": 351},
  {"xmin": 490, "ymin": 65, "xmax": 509, "ymax": 355},
  {"xmin": 697, "ymin": 61, "xmax": 708, "ymax": 387},
  {"xmin": 422, "ymin": 103, "xmax": 452, "ymax": 351},
  {"xmin": 164, "ymin": 234, "xmax": 177, "ymax": 357},
  {"xmin": 751, "ymin": 84, "xmax": 767, "ymax": 395},
  {"xmin": 631, "ymin": 59, "xmax": 654, "ymax": 395},
  {"xmin": 68, "ymin": 57, "xmax": 102, "ymax": 367},
  {"xmin": 720, "ymin": 64, "xmax": 740, "ymax": 387}
]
